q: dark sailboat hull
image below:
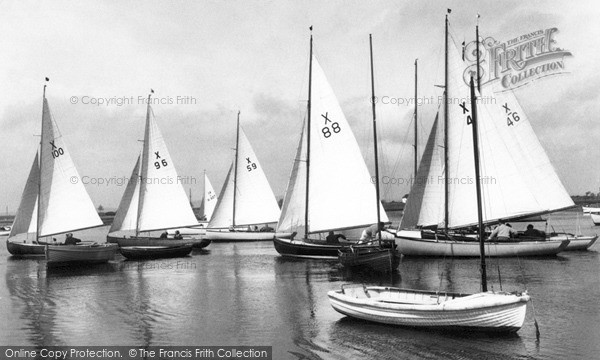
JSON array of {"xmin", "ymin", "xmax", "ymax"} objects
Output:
[
  {"xmin": 338, "ymin": 246, "xmax": 400, "ymax": 273},
  {"xmin": 273, "ymin": 237, "xmax": 344, "ymax": 259},
  {"xmin": 119, "ymin": 244, "xmax": 193, "ymax": 259},
  {"xmin": 107, "ymin": 235, "xmax": 210, "ymax": 249}
]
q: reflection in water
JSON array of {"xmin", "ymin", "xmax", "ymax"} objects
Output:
[
  {"xmin": 4, "ymin": 257, "xmax": 60, "ymax": 346},
  {"xmin": 1, "ymin": 215, "xmax": 599, "ymax": 359}
]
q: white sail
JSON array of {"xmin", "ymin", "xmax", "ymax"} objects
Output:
[
  {"xmin": 277, "ymin": 121, "xmax": 307, "ymax": 234},
  {"xmin": 208, "ymin": 125, "xmax": 280, "ymax": 228},
  {"xmin": 484, "ymin": 85, "xmax": 575, "ymax": 213},
  {"xmin": 399, "ymin": 114, "xmax": 445, "ymax": 229},
  {"xmin": 306, "ymin": 55, "xmax": 388, "ymax": 233},
  {"xmin": 137, "ymin": 103, "xmax": 198, "ymax": 232},
  {"xmin": 202, "ymin": 173, "xmax": 217, "ymax": 221},
  {"xmin": 208, "ymin": 164, "xmax": 234, "ymax": 228},
  {"xmin": 445, "ymin": 36, "xmax": 573, "ymax": 228},
  {"xmin": 9, "ymin": 153, "xmax": 39, "ymax": 237},
  {"xmin": 38, "ymin": 98, "xmax": 103, "ymax": 237},
  {"xmin": 109, "ymin": 156, "xmax": 140, "ymax": 232}
]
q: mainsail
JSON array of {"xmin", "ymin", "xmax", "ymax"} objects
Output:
[
  {"xmin": 400, "ymin": 34, "xmax": 574, "ymax": 229},
  {"xmin": 9, "ymin": 153, "xmax": 40, "ymax": 237},
  {"xmin": 111, "ymin": 100, "xmax": 198, "ymax": 233},
  {"xmin": 209, "ymin": 124, "xmax": 280, "ymax": 228},
  {"xmin": 199, "ymin": 173, "xmax": 217, "ymax": 221},
  {"xmin": 277, "ymin": 55, "xmax": 388, "ymax": 235},
  {"xmin": 38, "ymin": 97, "xmax": 103, "ymax": 237}
]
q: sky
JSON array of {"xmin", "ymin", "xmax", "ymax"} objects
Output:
[{"xmin": 1, "ymin": 0, "xmax": 599, "ymax": 212}]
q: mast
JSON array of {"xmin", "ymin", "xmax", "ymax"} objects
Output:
[
  {"xmin": 469, "ymin": 76, "xmax": 487, "ymax": 292},
  {"xmin": 304, "ymin": 27, "xmax": 313, "ymax": 238},
  {"xmin": 233, "ymin": 111, "xmax": 240, "ymax": 228},
  {"xmin": 444, "ymin": 10, "xmax": 450, "ymax": 231},
  {"xmin": 370, "ymin": 34, "xmax": 382, "ymax": 242},
  {"xmin": 135, "ymin": 91, "xmax": 152, "ymax": 236},
  {"xmin": 37, "ymin": 78, "xmax": 49, "ymax": 243},
  {"xmin": 476, "ymin": 14, "xmax": 481, "ymax": 93},
  {"xmin": 413, "ymin": 58, "xmax": 418, "ymax": 181}
]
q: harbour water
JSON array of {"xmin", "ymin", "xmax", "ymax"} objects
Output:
[{"xmin": 1, "ymin": 211, "xmax": 598, "ymax": 359}]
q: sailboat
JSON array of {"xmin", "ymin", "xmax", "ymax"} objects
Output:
[
  {"xmin": 165, "ymin": 172, "xmax": 216, "ymax": 237},
  {"xmin": 591, "ymin": 212, "xmax": 600, "ymax": 226},
  {"xmin": 205, "ymin": 112, "xmax": 282, "ymax": 241},
  {"xmin": 0, "ymin": 226, "xmax": 11, "ymax": 236},
  {"xmin": 394, "ymin": 16, "xmax": 585, "ymax": 256},
  {"xmin": 6, "ymin": 81, "xmax": 118, "ymax": 264},
  {"xmin": 273, "ymin": 30, "xmax": 389, "ymax": 259},
  {"xmin": 329, "ymin": 22, "xmax": 530, "ymax": 332},
  {"xmin": 106, "ymin": 92, "xmax": 209, "ymax": 250},
  {"xmin": 337, "ymin": 35, "xmax": 400, "ymax": 272},
  {"xmin": 200, "ymin": 172, "xmax": 217, "ymax": 222}
]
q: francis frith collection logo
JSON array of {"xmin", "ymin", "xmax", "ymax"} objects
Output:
[{"xmin": 464, "ymin": 28, "xmax": 572, "ymax": 90}]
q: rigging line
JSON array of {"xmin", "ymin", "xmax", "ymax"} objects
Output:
[{"xmin": 516, "ymin": 253, "xmax": 541, "ymax": 340}]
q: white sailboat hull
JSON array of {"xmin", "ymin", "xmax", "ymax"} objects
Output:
[
  {"xmin": 206, "ymin": 230, "xmax": 285, "ymax": 242},
  {"xmin": 328, "ymin": 286, "xmax": 529, "ymax": 332},
  {"xmin": 395, "ymin": 230, "xmax": 569, "ymax": 257},
  {"xmin": 583, "ymin": 206, "xmax": 600, "ymax": 214},
  {"xmin": 45, "ymin": 243, "xmax": 118, "ymax": 266},
  {"xmin": 548, "ymin": 234, "xmax": 598, "ymax": 250},
  {"xmin": 591, "ymin": 213, "xmax": 600, "ymax": 225}
]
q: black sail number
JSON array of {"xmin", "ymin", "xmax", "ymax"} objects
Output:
[{"xmin": 321, "ymin": 112, "xmax": 341, "ymax": 138}]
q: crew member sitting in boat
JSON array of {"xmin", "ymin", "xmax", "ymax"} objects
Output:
[
  {"xmin": 160, "ymin": 231, "xmax": 168, "ymax": 239},
  {"xmin": 259, "ymin": 224, "xmax": 274, "ymax": 232},
  {"xmin": 523, "ymin": 224, "xmax": 544, "ymax": 238},
  {"xmin": 359, "ymin": 222, "xmax": 384, "ymax": 243},
  {"xmin": 173, "ymin": 230, "xmax": 183, "ymax": 240},
  {"xmin": 326, "ymin": 231, "xmax": 346, "ymax": 244},
  {"xmin": 488, "ymin": 219, "xmax": 517, "ymax": 242},
  {"xmin": 64, "ymin": 233, "xmax": 82, "ymax": 245}
]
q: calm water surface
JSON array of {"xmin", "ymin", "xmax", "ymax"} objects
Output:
[{"xmin": 1, "ymin": 211, "xmax": 599, "ymax": 359}]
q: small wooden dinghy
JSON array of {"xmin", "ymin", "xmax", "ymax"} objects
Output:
[
  {"xmin": 119, "ymin": 244, "xmax": 193, "ymax": 260},
  {"xmin": 46, "ymin": 243, "xmax": 118, "ymax": 266},
  {"xmin": 338, "ymin": 241, "xmax": 400, "ymax": 273},
  {"xmin": 328, "ymin": 285, "xmax": 529, "ymax": 333}
]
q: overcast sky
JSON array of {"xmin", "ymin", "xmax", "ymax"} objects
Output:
[{"xmin": 1, "ymin": 0, "xmax": 598, "ymax": 212}]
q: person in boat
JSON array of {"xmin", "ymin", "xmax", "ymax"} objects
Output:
[
  {"xmin": 228, "ymin": 225, "xmax": 235, "ymax": 232},
  {"xmin": 259, "ymin": 224, "xmax": 274, "ymax": 232},
  {"xmin": 64, "ymin": 233, "xmax": 81, "ymax": 245},
  {"xmin": 254, "ymin": 225, "xmax": 259, "ymax": 232},
  {"xmin": 488, "ymin": 219, "xmax": 517, "ymax": 242},
  {"xmin": 160, "ymin": 231, "xmax": 168, "ymax": 239},
  {"xmin": 523, "ymin": 224, "xmax": 544, "ymax": 238},
  {"xmin": 326, "ymin": 231, "xmax": 346, "ymax": 244},
  {"xmin": 173, "ymin": 230, "xmax": 183, "ymax": 240},
  {"xmin": 359, "ymin": 222, "xmax": 385, "ymax": 243}
]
